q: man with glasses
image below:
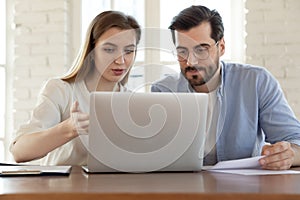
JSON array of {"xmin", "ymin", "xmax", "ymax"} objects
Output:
[{"xmin": 151, "ymin": 5, "xmax": 300, "ymax": 170}]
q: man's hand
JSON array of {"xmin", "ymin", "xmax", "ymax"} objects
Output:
[{"xmin": 259, "ymin": 141, "xmax": 297, "ymax": 170}]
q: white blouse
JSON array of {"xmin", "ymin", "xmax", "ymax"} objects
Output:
[{"xmin": 11, "ymin": 78, "xmax": 125, "ymax": 166}]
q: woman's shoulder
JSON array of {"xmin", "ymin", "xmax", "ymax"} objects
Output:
[
  {"xmin": 41, "ymin": 78, "xmax": 73, "ymax": 95},
  {"xmin": 36, "ymin": 78, "xmax": 76, "ymax": 108},
  {"xmin": 44, "ymin": 78, "xmax": 71, "ymax": 88}
]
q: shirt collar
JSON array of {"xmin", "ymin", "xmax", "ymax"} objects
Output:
[{"xmin": 219, "ymin": 61, "xmax": 225, "ymax": 97}]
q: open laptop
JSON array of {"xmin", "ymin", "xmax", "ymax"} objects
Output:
[{"xmin": 83, "ymin": 92, "xmax": 208, "ymax": 173}]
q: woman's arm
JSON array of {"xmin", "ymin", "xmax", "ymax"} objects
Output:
[
  {"xmin": 11, "ymin": 101, "xmax": 89, "ymax": 163},
  {"xmin": 11, "ymin": 117, "xmax": 77, "ymax": 162}
]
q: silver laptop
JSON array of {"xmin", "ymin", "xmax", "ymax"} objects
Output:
[{"xmin": 84, "ymin": 92, "xmax": 208, "ymax": 173}]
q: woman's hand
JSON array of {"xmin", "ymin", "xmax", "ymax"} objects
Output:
[{"xmin": 70, "ymin": 101, "xmax": 89, "ymax": 136}]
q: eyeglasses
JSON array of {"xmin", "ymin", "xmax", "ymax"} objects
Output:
[{"xmin": 175, "ymin": 41, "xmax": 219, "ymax": 62}]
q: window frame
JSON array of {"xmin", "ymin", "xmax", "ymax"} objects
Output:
[
  {"xmin": 73, "ymin": 0, "xmax": 246, "ymax": 62},
  {"xmin": 4, "ymin": 0, "xmax": 15, "ymax": 161}
]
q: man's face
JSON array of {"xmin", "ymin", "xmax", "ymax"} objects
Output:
[{"xmin": 175, "ymin": 22, "xmax": 225, "ymax": 88}]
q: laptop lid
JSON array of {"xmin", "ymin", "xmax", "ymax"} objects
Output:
[{"xmin": 86, "ymin": 92, "xmax": 208, "ymax": 173}]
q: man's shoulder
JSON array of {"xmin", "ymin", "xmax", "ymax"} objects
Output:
[
  {"xmin": 224, "ymin": 62, "xmax": 265, "ymax": 72},
  {"xmin": 222, "ymin": 62, "xmax": 277, "ymax": 90},
  {"xmin": 153, "ymin": 73, "xmax": 181, "ymax": 84},
  {"xmin": 223, "ymin": 62, "xmax": 270, "ymax": 78},
  {"xmin": 151, "ymin": 73, "xmax": 189, "ymax": 92}
]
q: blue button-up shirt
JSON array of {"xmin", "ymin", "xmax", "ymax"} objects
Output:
[{"xmin": 151, "ymin": 61, "xmax": 300, "ymax": 162}]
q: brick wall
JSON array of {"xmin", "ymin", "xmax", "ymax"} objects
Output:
[
  {"xmin": 246, "ymin": 0, "xmax": 300, "ymax": 118},
  {"xmin": 12, "ymin": 0, "xmax": 71, "ymax": 132}
]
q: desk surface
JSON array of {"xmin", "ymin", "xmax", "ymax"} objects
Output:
[{"xmin": 1, "ymin": 166, "xmax": 300, "ymax": 200}]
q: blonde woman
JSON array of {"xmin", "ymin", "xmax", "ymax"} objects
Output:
[{"xmin": 10, "ymin": 11, "xmax": 141, "ymax": 165}]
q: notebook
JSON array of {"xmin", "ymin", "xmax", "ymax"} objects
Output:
[{"xmin": 83, "ymin": 92, "xmax": 208, "ymax": 173}]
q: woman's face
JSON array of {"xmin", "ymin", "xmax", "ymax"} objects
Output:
[{"xmin": 93, "ymin": 27, "xmax": 137, "ymax": 83}]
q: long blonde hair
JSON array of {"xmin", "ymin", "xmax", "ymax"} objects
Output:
[{"xmin": 62, "ymin": 11, "xmax": 141, "ymax": 85}]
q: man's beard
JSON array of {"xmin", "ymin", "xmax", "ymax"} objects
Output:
[
  {"xmin": 182, "ymin": 63, "xmax": 218, "ymax": 87},
  {"xmin": 186, "ymin": 66, "xmax": 207, "ymax": 86}
]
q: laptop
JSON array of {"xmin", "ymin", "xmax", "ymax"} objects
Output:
[{"xmin": 83, "ymin": 92, "xmax": 208, "ymax": 173}]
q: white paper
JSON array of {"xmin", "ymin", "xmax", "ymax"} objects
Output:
[
  {"xmin": 202, "ymin": 156, "xmax": 300, "ymax": 175},
  {"xmin": 0, "ymin": 165, "xmax": 72, "ymax": 175},
  {"xmin": 202, "ymin": 156, "xmax": 264, "ymax": 170},
  {"xmin": 206, "ymin": 168, "xmax": 300, "ymax": 175}
]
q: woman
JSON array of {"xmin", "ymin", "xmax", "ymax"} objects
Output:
[{"xmin": 10, "ymin": 11, "xmax": 141, "ymax": 165}]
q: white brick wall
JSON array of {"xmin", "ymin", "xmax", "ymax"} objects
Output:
[
  {"xmin": 12, "ymin": 0, "xmax": 71, "ymax": 132},
  {"xmin": 246, "ymin": 0, "xmax": 300, "ymax": 118}
]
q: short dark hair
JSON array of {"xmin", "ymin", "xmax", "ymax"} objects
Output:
[{"xmin": 169, "ymin": 5, "xmax": 224, "ymax": 44}]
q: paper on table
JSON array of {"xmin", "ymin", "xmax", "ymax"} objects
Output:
[
  {"xmin": 206, "ymin": 168, "xmax": 300, "ymax": 175},
  {"xmin": 0, "ymin": 165, "xmax": 72, "ymax": 176},
  {"xmin": 202, "ymin": 156, "xmax": 300, "ymax": 175},
  {"xmin": 203, "ymin": 156, "xmax": 264, "ymax": 170}
]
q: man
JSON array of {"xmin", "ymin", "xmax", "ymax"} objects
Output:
[{"xmin": 151, "ymin": 5, "xmax": 300, "ymax": 170}]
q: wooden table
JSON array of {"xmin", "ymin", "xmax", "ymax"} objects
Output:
[{"xmin": 1, "ymin": 166, "xmax": 300, "ymax": 200}]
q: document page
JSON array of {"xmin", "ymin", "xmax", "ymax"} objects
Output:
[{"xmin": 202, "ymin": 156, "xmax": 300, "ymax": 175}]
